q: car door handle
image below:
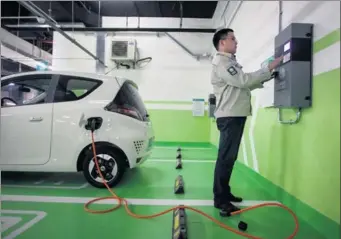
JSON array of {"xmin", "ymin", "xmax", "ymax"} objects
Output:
[{"xmin": 29, "ymin": 117, "xmax": 43, "ymax": 122}]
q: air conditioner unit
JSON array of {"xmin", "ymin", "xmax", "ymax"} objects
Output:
[{"xmin": 110, "ymin": 38, "xmax": 137, "ymax": 61}]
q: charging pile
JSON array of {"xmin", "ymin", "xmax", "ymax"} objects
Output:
[{"xmin": 84, "ymin": 118, "xmax": 300, "ymax": 239}]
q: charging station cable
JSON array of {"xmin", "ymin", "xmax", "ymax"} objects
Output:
[{"xmin": 84, "ymin": 131, "xmax": 299, "ymax": 239}]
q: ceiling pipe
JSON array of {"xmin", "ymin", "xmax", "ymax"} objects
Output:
[
  {"xmin": 78, "ymin": 1, "xmax": 92, "ymax": 14},
  {"xmin": 1, "ymin": 16, "xmax": 38, "ymax": 20},
  {"xmin": 225, "ymin": 0, "xmax": 243, "ymax": 27},
  {"xmin": 209, "ymin": 1, "xmax": 243, "ymax": 56},
  {"xmin": 0, "ymin": 27, "xmax": 52, "ymax": 65},
  {"xmin": 165, "ymin": 32, "xmax": 210, "ymax": 61},
  {"xmin": 18, "ymin": 1, "xmax": 107, "ymax": 67},
  {"xmin": 133, "ymin": 2, "xmax": 141, "ymax": 28},
  {"xmin": 219, "ymin": 1, "xmax": 231, "ymax": 26},
  {"xmin": 5, "ymin": 22, "xmax": 86, "ymax": 28},
  {"xmin": 179, "ymin": 1, "xmax": 183, "ymax": 28},
  {"xmin": 6, "ymin": 26, "xmax": 217, "ymax": 33}
]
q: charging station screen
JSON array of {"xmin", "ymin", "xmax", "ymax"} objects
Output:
[
  {"xmin": 282, "ymin": 40, "xmax": 291, "ymax": 64},
  {"xmin": 284, "ymin": 41, "xmax": 291, "ymax": 52}
]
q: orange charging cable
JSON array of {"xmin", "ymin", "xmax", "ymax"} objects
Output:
[{"xmin": 84, "ymin": 132, "xmax": 299, "ymax": 239}]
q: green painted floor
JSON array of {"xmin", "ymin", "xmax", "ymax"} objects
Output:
[{"xmin": 1, "ymin": 144, "xmax": 339, "ymax": 239}]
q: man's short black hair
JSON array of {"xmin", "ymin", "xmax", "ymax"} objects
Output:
[{"xmin": 212, "ymin": 28, "xmax": 234, "ymax": 51}]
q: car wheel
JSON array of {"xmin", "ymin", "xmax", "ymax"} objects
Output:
[{"xmin": 82, "ymin": 145, "xmax": 126, "ymax": 188}]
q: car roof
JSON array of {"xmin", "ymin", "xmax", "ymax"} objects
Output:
[
  {"xmin": 2, "ymin": 70, "xmax": 114, "ymax": 82},
  {"xmin": 1, "ymin": 70, "xmax": 137, "ymax": 88}
]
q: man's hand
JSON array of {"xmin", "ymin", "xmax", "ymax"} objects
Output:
[
  {"xmin": 268, "ymin": 56, "xmax": 283, "ymax": 71},
  {"xmin": 260, "ymin": 61, "xmax": 281, "ymax": 84}
]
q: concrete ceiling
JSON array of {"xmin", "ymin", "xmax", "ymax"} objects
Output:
[
  {"xmin": 1, "ymin": 1, "xmax": 218, "ymax": 51},
  {"xmin": 1, "ymin": 1, "xmax": 219, "ymax": 68},
  {"xmin": 1, "ymin": 1, "xmax": 218, "ymax": 27}
]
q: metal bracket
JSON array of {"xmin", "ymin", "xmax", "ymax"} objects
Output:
[{"xmin": 278, "ymin": 108, "xmax": 302, "ymax": 125}]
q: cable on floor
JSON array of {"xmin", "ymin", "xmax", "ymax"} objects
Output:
[{"xmin": 84, "ymin": 132, "xmax": 299, "ymax": 239}]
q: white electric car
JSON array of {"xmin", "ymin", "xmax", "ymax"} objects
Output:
[{"xmin": 0, "ymin": 71, "xmax": 155, "ymax": 188}]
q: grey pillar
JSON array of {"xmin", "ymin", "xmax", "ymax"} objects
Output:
[{"xmin": 96, "ymin": 32, "xmax": 106, "ymax": 74}]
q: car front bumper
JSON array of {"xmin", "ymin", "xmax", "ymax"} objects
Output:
[{"xmin": 130, "ymin": 135, "xmax": 155, "ymax": 168}]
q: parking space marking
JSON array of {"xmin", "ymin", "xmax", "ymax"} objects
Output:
[
  {"xmin": 2, "ymin": 183, "xmax": 89, "ymax": 190},
  {"xmin": 1, "ymin": 216, "xmax": 22, "ymax": 232},
  {"xmin": 33, "ymin": 180, "xmax": 45, "ymax": 185},
  {"xmin": 148, "ymin": 159, "xmax": 215, "ymax": 163},
  {"xmin": 154, "ymin": 146, "xmax": 215, "ymax": 151},
  {"xmin": 2, "ymin": 172, "xmax": 89, "ymax": 190},
  {"xmin": 2, "ymin": 194, "xmax": 280, "ymax": 207},
  {"xmin": 53, "ymin": 181, "xmax": 64, "ymax": 185},
  {"xmin": 1, "ymin": 210, "xmax": 47, "ymax": 239}
]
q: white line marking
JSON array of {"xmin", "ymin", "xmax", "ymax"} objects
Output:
[
  {"xmin": 249, "ymin": 96, "xmax": 260, "ymax": 173},
  {"xmin": 148, "ymin": 159, "xmax": 215, "ymax": 163},
  {"xmin": 154, "ymin": 146, "xmax": 215, "ymax": 151},
  {"xmin": 314, "ymin": 41, "xmax": 340, "ymax": 75},
  {"xmin": 0, "ymin": 216, "xmax": 22, "ymax": 232},
  {"xmin": 1, "ymin": 210, "xmax": 47, "ymax": 239},
  {"xmin": 145, "ymin": 104, "xmax": 209, "ymax": 111},
  {"xmin": 241, "ymin": 136, "xmax": 249, "ymax": 166},
  {"xmin": 1, "ymin": 195, "xmax": 280, "ymax": 207},
  {"xmin": 53, "ymin": 181, "xmax": 64, "ymax": 185},
  {"xmin": 2, "ymin": 182, "xmax": 89, "ymax": 190},
  {"xmin": 33, "ymin": 180, "xmax": 44, "ymax": 185}
]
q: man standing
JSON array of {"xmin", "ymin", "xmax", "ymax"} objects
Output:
[{"xmin": 210, "ymin": 28, "xmax": 283, "ymax": 215}]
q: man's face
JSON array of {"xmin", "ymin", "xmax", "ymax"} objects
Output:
[{"xmin": 220, "ymin": 32, "xmax": 238, "ymax": 54}]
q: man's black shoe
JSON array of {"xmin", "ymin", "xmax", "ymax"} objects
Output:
[
  {"xmin": 228, "ymin": 194, "xmax": 243, "ymax": 202},
  {"xmin": 214, "ymin": 201, "xmax": 240, "ymax": 211},
  {"xmin": 214, "ymin": 201, "xmax": 223, "ymax": 209},
  {"xmin": 218, "ymin": 203, "xmax": 241, "ymax": 217}
]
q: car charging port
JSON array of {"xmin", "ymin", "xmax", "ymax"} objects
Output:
[{"xmin": 85, "ymin": 117, "xmax": 103, "ymax": 132}]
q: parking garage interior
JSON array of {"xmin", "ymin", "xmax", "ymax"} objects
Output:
[{"xmin": 0, "ymin": 1, "xmax": 340, "ymax": 239}]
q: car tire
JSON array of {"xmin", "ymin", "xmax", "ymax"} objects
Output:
[{"xmin": 82, "ymin": 145, "xmax": 126, "ymax": 188}]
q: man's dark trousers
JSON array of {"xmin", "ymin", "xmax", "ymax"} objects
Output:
[{"xmin": 213, "ymin": 116, "xmax": 246, "ymax": 205}]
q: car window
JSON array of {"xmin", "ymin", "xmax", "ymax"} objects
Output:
[
  {"xmin": 112, "ymin": 82, "xmax": 149, "ymax": 121},
  {"xmin": 53, "ymin": 75, "xmax": 102, "ymax": 103},
  {"xmin": 1, "ymin": 74, "xmax": 53, "ymax": 108}
]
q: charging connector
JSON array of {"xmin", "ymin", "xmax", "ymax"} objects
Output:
[
  {"xmin": 271, "ymin": 71, "xmax": 279, "ymax": 78},
  {"xmin": 85, "ymin": 117, "xmax": 103, "ymax": 132}
]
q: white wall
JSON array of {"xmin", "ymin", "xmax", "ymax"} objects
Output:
[
  {"xmin": 52, "ymin": 32, "xmax": 97, "ymax": 73},
  {"xmin": 103, "ymin": 33, "xmax": 212, "ymax": 102},
  {"xmin": 216, "ymin": 1, "xmax": 340, "ymax": 107},
  {"xmin": 103, "ymin": 16, "xmax": 214, "ymax": 103},
  {"xmin": 52, "ymin": 17, "xmax": 216, "ymax": 108},
  {"xmin": 102, "ymin": 16, "xmax": 214, "ymax": 55}
]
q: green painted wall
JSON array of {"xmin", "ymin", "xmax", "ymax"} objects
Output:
[
  {"xmin": 147, "ymin": 108, "xmax": 210, "ymax": 143},
  {"xmin": 144, "ymin": 30, "xmax": 340, "ymax": 234},
  {"xmin": 209, "ymin": 30, "xmax": 340, "ymax": 230},
  {"xmin": 209, "ymin": 119, "xmax": 219, "ymax": 147},
  {"xmin": 255, "ymin": 68, "xmax": 340, "ymax": 222}
]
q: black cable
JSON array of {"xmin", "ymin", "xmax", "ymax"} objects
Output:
[{"xmin": 135, "ymin": 57, "xmax": 152, "ymax": 64}]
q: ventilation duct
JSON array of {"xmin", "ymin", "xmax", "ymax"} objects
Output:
[
  {"xmin": 4, "ymin": 22, "xmax": 86, "ymax": 28},
  {"xmin": 1, "ymin": 44, "xmax": 51, "ymax": 70},
  {"xmin": 0, "ymin": 27, "xmax": 52, "ymax": 65}
]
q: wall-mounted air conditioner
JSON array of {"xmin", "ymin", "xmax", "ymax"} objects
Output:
[{"xmin": 110, "ymin": 38, "xmax": 137, "ymax": 61}]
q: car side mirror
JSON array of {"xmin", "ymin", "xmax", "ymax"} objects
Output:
[{"xmin": 1, "ymin": 97, "xmax": 17, "ymax": 107}]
